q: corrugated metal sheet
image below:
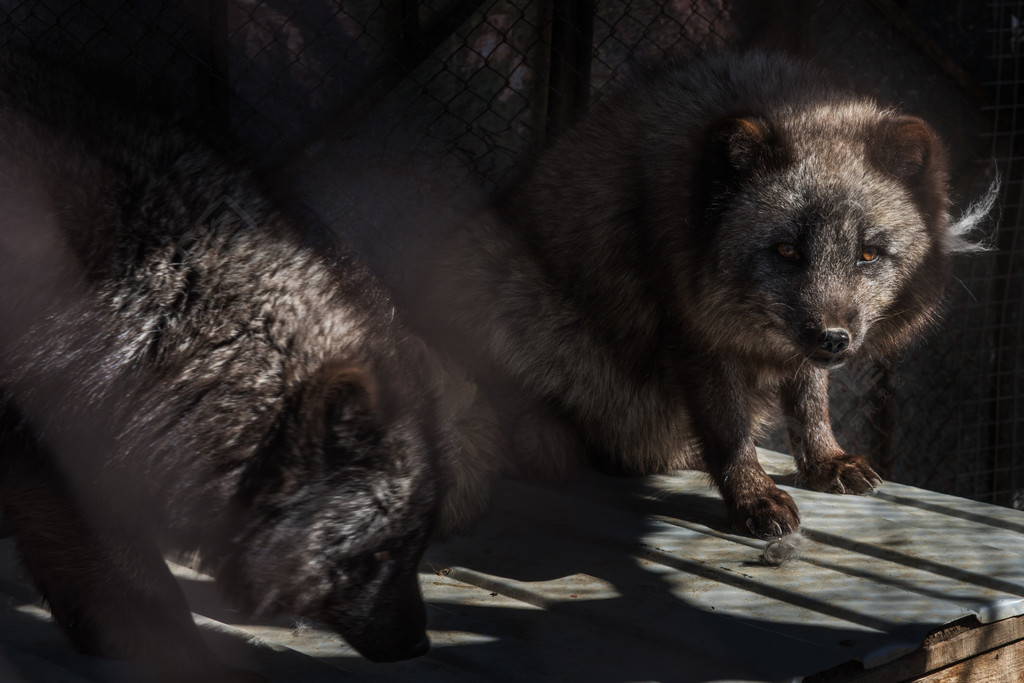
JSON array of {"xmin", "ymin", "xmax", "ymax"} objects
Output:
[{"xmin": 2, "ymin": 448, "xmax": 1023, "ymax": 682}]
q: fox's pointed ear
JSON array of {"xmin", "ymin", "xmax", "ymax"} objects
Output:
[
  {"xmin": 305, "ymin": 362, "xmax": 383, "ymax": 452},
  {"xmin": 870, "ymin": 116, "xmax": 941, "ymax": 180},
  {"xmin": 869, "ymin": 115, "xmax": 949, "ymax": 224},
  {"xmin": 323, "ymin": 363, "xmax": 378, "ymax": 418},
  {"xmin": 704, "ymin": 116, "xmax": 792, "ymax": 184}
]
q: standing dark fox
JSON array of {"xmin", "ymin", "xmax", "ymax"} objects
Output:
[
  {"xmin": 424, "ymin": 51, "xmax": 993, "ymax": 538},
  {"xmin": 0, "ymin": 53, "xmax": 445, "ymax": 678}
]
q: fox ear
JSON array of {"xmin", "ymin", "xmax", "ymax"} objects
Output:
[
  {"xmin": 870, "ymin": 116, "xmax": 940, "ymax": 180},
  {"xmin": 308, "ymin": 362, "xmax": 383, "ymax": 451},
  {"xmin": 323, "ymin": 363, "xmax": 378, "ymax": 416},
  {"xmin": 704, "ymin": 116, "xmax": 791, "ymax": 183},
  {"xmin": 869, "ymin": 116, "xmax": 949, "ymax": 224}
]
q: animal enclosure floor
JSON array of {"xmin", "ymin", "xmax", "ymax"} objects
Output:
[{"xmin": 2, "ymin": 449, "xmax": 1023, "ymax": 682}]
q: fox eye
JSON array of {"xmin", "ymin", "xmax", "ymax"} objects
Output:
[
  {"xmin": 776, "ymin": 243, "xmax": 798, "ymax": 260},
  {"xmin": 860, "ymin": 246, "xmax": 879, "ymax": 263}
]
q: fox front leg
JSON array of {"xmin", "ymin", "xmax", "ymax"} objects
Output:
[
  {"xmin": 781, "ymin": 366, "xmax": 882, "ymax": 494},
  {"xmin": 687, "ymin": 360, "xmax": 800, "ymax": 538}
]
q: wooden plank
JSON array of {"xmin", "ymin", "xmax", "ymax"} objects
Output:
[
  {"xmin": 811, "ymin": 615, "xmax": 1024, "ymax": 681},
  {"xmin": 912, "ymin": 638, "xmax": 1024, "ymax": 682}
]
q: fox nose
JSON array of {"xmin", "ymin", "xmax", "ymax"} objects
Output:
[{"xmin": 818, "ymin": 328, "xmax": 850, "ymax": 355}]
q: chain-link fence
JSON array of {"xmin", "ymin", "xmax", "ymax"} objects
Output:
[{"xmin": 1, "ymin": 0, "xmax": 1020, "ymax": 508}]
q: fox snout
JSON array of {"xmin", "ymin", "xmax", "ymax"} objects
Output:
[
  {"xmin": 818, "ymin": 328, "xmax": 850, "ymax": 355},
  {"xmin": 808, "ymin": 326, "xmax": 855, "ymax": 365}
]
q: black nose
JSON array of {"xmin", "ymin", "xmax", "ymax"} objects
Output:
[{"xmin": 818, "ymin": 328, "xmax": 850, "ymax": 355}]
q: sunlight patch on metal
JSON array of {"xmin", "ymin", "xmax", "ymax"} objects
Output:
[{"xmin": 2, "ymin": 448, "xmax": 1023, "ymax": 681}]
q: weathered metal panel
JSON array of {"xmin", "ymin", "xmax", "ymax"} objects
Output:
[{"xmin": 2, "ymin": 448, "xmax": 1023, "ymax": 681}]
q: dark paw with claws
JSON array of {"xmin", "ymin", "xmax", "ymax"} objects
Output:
[
  {"xmin": 727, "ymin": 486, "xmax": 800, "ymax": 539},
  {"xmin": 799, "ymin": 452, "xmax": 881, "ymax": 494}
]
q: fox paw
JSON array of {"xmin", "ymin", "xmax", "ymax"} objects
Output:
[
  {"xmin": 728, "ymin": 487, "xmax": 800, "ymax": 539},
  {"xmin": 799, "ymin": 452, "xmax": 881, "ymax": 494}
]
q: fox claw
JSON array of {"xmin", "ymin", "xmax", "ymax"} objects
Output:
[
  {"xmin": 800, "ymin": 452, "xmax": 880, "ymax": 495},
  {"xmin": 734, "ymin": 488, "xmax": 799, "ymax": 538}
]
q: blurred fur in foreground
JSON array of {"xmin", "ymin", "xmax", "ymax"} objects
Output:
[{"xmin": 0, "ymin": 52, "xmax": 459, "ymax": 679}]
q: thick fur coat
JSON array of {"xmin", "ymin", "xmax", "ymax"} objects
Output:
[
  {"xmin": 0, "ymin": 52, "xmax": 448, "ymax": 678},
  {"xmin": 424, "ymin": 51, "xmax": 992, "ymax": 538}
]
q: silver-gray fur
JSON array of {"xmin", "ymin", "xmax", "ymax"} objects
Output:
[{"xmin": 420, "ymin": 51, "xmax": 994, "ymax": 539}]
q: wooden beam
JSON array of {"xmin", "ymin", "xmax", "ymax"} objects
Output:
[
  {"xmin": 811, "ymin": 615, "xmax": 1024, "ymax": 681},
  {"xmin": 912, "ymin": 638, "xmax": 1024, "ymax": 682}
]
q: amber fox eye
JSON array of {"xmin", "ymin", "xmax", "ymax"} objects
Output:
[
  {"xmin": 776, "ymin": 243, "xmax": 798, "ymax": 260},
  {"xmin": 860, "ymin": 246, "xmax": 879, "ymax": 263}
]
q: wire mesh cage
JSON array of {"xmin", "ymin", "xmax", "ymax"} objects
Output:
[{"xmin": 0, "ymin": 0, "xmax": 1020, "ymax": 508}]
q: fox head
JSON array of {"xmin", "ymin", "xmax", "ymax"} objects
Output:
[
  {"xmin": 685, "ymin": 102, "xmax": 984, "ymax": 368},
  {"xmin": 211, "ymin": 360, "xmax": 439, "ymax": 662}
]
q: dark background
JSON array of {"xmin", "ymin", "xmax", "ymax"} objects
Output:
[{"xmin": 0, "ymin": 0, "xmax": 1019, "ymax": 508}]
